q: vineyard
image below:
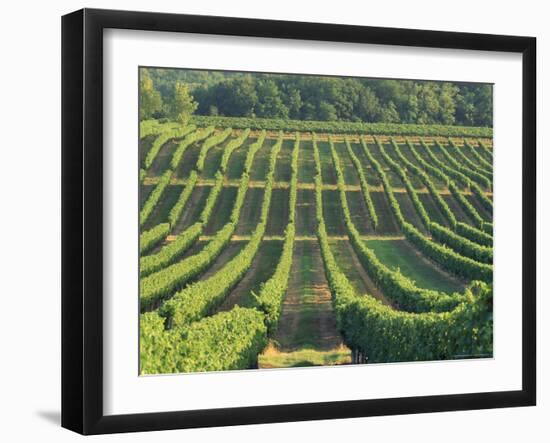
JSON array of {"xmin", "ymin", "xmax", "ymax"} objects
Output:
[{"xmin": 139, "ymin": 118, "xmax": 494, "ymax": 374}]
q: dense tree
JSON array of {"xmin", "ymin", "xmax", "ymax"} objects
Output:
[
  {"xmin": 379, "ymin": 101, "xmax": 400, "ymax": 123},
  {"xmin": 167, "ymin": 82, "xmax": 198, "ymax": 124},
  {"xmin": 284, "ymin": 88, "xmax": 302, "ymax": 119},
  {"xmin": 139, "ymin": 70, "xmax": 163, "ymax": 120},
  {"xmin": 215, "ymin": 76, "xmax": 258, "ymax": 117},
  {"xmin": 255, "ymin": 79, "xmax": 289, "ymax": 118},
  {"xmin": 140, "ymin": 67, "xmax": 493, "ymax": 127}
]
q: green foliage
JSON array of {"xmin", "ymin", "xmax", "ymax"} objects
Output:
[
  {"xmin": 140, "ymin": 222, "xmax": 235, "ymax": 310},
  {"xmin": 140, "ymin": 307, "xmax": 267, "ymax": 374},
  {"xmin": 220, "ymin": 129, "xmax": 251, "ymax": 172},
  {"xmin": 448, "ymin": 181, "xmax": 484, "ymax": 228},
  {"xmin": 391, "ymin": 140, "xmax": 456, "ymax": 229},
  {"xmin": 139, "ymin": 119, "xmax": 161, "ymax": 138},
  {"xmin": 137, "ymin": 122, "xmax": 494, "ymax": 371},
  {"xmin": 430, "ymin": 222, "xmax": 493, "ymax": 264},
  {"xmin": 139, "ymin": 70, "xmax": 163, "ymax": 120},
  {"xmin": 478, "ymin": 140, "xmax": 494, "ymax": 162},
  {"xmin": 418, "ymin": 140, "xmax": 471, "ymax": 187},
  {"xmin": 196, "ymin": 128, "xmax": 233, "ymax": 172},
  {"xmin": 160, "ymin": 220, "xmax": 265, "ymax": 327},
  {"xmin": 230, "ymin": 174, "xmax": 251, "ymax": 223},
  {"xmin": 140, "ymin": 223, "xmax": 170, "ymax": 255},
  {"xmin": 406, "ymin": 139, "xmax": 490, "ymax": 238},
  {"xmin": 198, "ymin": 172, "xmax": 225, "ymax": 223},
  {"xmin": 448, "ymin": 139, "xmax": 492, "ymax": 178},
  {"xmin": 314, "ymin": 150, "xmax": 492, "ymax": 361},
  {"xmin": 343, "ymin": 137, "xmax": 378, "ymax": 229},
  {"xmin": 168, "ymin": 171, "xmax": 198, "ymax": 227},
  {"xmin": 143, "ymin": 125, "xmax": 196, "ymax": 169},
  {"xmin": 254, "ymin": 134, "xmax": 298, "ymax": 331},
  {"xmin": 170, "ymin": 307, "xmax": 267, "ymax": 373},
  {"xmin": 435, "ymin": 141, "xmax": 492, "ymax": 190},
  {"xmin": 139, "ymin": 170, "xmax": 172, "ymax": 227},
  {"xmin": 471, "ymin": 182, "xmax": 493, "ymax": 214},
  {"xmin": 289, "ymin": 133, "xmax": 300, "ymax": 222},
  {"xmin": 139, "ymin": 312, "xmax": 177, "ymax": 374},
  {"xmin": 406, "ymin": 140, "xmax": 449, "ymax": 185},
  {"xmin": 403, "ymin": 222, "xmax": 493, "ymax": 282},
  {"xmin": 360, "ymin": 138, "xmax": 405, "ymax": 226},
  {"xmin": 140, "ymin": 223, "xmax": 203, "ymax": 277},
  {"xmin": 191, "ymin": 115, "xmax": 492, "ymax": 137},
  {"xmin": 361, "ymin": 139, "xmax": 493, "ymax": 283},
  {"xmin": 379, "ymin": 139, "xmax": 491, "ymax": 265},
  {"xmin": 322, "ymin": 239, "xmax": 493, "ymax": 362},
  {"xmin": 327, "ymin": 138, "xmax": 462, "ymax": 312},
  {"xmin": 142, "ymin": 130, "xmax": 249, "ymax": 279},
  {"xmin": 168, "ymin": 81, "xmax": 198, "ymax": 124},
  {"xmin": 255, "ymin": 79, "xmax": 289, "ymax": 118},
  {"xmin": 464, "ymin": 139, "xmax": 493, "ymax": 170},
  {"xmin": 159, "ymin": 133, "xmax": 284, "ymax": 328},
  {"xmin": 456, "ymin": 222, "xmax": 493, "ymax": 247},
  {"xmin": 170, "ymin": 126, "xmax": 215, "ymax": 170},
  {"xmin": 375, "ymin": 139, "xmax": 431, "ymax": 230},
  {"xmin": 243, "ymin": 131, "xmax": 268, "ymax": 173},
  {"xmin": 254, "ymin": 224, "xmax": 295, "ymax": 331},
  {"xmin": 140, "ymin": 169, "xmax": 252, "ymax": 310},
  {"xmin": 150, "ymin": 69, "xmax": 493, "ymax": 126}
]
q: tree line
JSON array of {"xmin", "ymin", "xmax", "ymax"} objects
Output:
[{"xmin": 140, "ymin": 68, "xmax": 492, "ymax": 127}]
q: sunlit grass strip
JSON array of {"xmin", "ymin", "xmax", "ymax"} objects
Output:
[
  {"xmin": 258, "ymin": 343, "xmax": 351, "ymax": 368},
  {"xmin": 361, "ymin": 138, "xmax": 493, "ymax": 283},
  {"xmin": 317, "ymin": 211, "xmax": 493, "ymax": 362}
]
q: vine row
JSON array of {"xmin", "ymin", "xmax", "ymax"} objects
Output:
[{"xmin": 159, "ymin": 134, "xmax": 284, "ymax": 328}]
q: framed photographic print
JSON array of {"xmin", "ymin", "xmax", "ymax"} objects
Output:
[{"xmin": 61, "ymin": 8, "xmax": 536, "ymax": 435}]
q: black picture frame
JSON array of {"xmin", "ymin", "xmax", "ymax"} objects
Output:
[{"xmin": 61, "ymin": 8, "xmax": 536, "ymax": 435}]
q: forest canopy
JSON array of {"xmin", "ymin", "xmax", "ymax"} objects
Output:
[{"xmin": 140, "ymin": 67, "xmax": 493, "ymax": 127}]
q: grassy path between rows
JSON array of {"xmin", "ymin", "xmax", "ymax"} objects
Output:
[
  {"xmin": 259, "ymin": 239, "xmax": 351, "ymax": 368},
  {"xmin": 366, "ymin": 238, "xmax": 467, "ymax": 294}
]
